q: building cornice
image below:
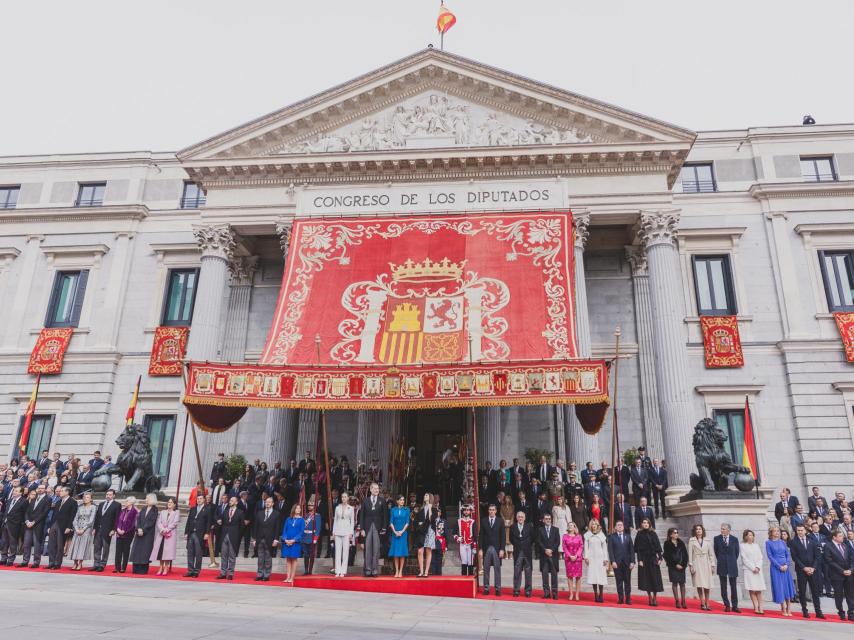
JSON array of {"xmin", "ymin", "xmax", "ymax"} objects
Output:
[
  {"xmin": 794, "ymin": 222, "xmax": 854, "ymax": 236},
  {"xmin": 0, "ymin": 204, "xmax": 149, "ymax": 224},
  {"xmin": 749, "ymin": 180, "xmax": 854, "ymax": 201}
]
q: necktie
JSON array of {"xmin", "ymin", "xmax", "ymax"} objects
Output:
[
  {"xmin": 619, "ymin": 533, "xmax": 623, "ymax": 544},
  {"xmin": 229, "ymin": 507, "xmax": 235, "ymax": 519},
  {"xmin": 546, "ymin": 526, "xmax": 551, "ymax": 538},
  {"xmin": 801, "ymin": 537, "xmax": 806, "ymax": 547},
  {"xmin": 265, "ymin": 509, "xmax": 270, "ymax": 520},
  {"xmin": 490, "ymin": 517, "xmax": 494, "ymax": 527},
  {"xmin": 725, "ymin": 536, "xmax": 728, "ymax": 546},
  {"xmin": 518, "ymin": 524, "xmax": 522, "ymax": 534}
]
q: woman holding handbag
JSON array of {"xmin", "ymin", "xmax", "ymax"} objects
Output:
[{"xmin": 150, "ymin": 497, "xmax": 180, "ymax": 576}]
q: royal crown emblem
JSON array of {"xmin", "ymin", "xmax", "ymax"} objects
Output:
[{"xmin": 389, "ymin": 257, "xmax": 465, "ymax": 283}]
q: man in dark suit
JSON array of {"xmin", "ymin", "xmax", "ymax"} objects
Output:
[
  {"xmin": 216, "ymin": 496, "xmax": 244, "ymax": 580},
  {"xmin": 607, "ymin": 520, "xmax": 635, "ymax": 604},
  {"xmin": 283, "ymin": 459, "xmax": 299, "ymax": 485},
  {"xmin": 75, "ymin": 464, "xmax": 95, "ymax": 496},
  {"xmin": 252, "ymin": 496, "xmax": 279, "ymax": 581},
  {"xmin": 184, "ymin": 494, "xmax": 211, "ymax": 578},
  {"xmin": 648, "ymin": 458, "xmax": 668, "ymax": 518},
  {"xmin": 580, "ymin": 462, "xmax": 597, "ymax": 485},
  {"xmin": 791, "ymin": 523, "xmax": 825, "ymax": 618},
  {"xmin": 515, "ymin": 491, "xmax": 534, "ymax": 523},
  {"xmin": 612, "ymin": 460, "xmax": 631, "ymax": 497},
  {"xmin": 823, "ymin": 529, "xmax": 854, "ymax": 621},
  {"xmin": 634, "ymin": 496, "xmax": 655, "ymax": 531},
  {"xmin": 509, "ymin": 510, "xmax": 534, "ymax": 597},
  {"xmin": 713, "ymin": 523, "xmax": 741, "ymax": 612},
  {"xmin": 88, "ymin": 450, "xmax": 105, "ymax": 473},
  {"xmin": 629, "ymin": 459, "xmax": 648, "ymax": 505},
  {"xmin": 37, "ymin": 450, "xmax": 51, "ymax": 475},
  {"xmin": 774, "ymin": 488, "xmax": 800, "ymax": 522},
  {"xmin": 535, "ymin": 455, "xmax": 553, "ymax": 485},
  {"xmin": 612, "ymin": 492, "xmax": 633, "ymax": 533},
  {"xmin": 478, "ymin": 503, "xmax": 504, "ymax": 596},
  {"xmin": 47, "ymin": 486, "xmax": 77, "ymax": 569},
  {"xmin": 538, "ymin": 513, "xmax": 560, "ymax": 599},
  {"xmin": 358, "ymin": 482, "xmax": 388, "ymax": 577},
  {"xmin": 0, "ymin": 486, "xmax": 27, "ymax": 565},
  {"xmin": 831, "ymin": 492, "xmax": 850, "ymax": 520},
  {"xmin": 565, "ymin": 474, "xmax": 583, "ymax": 502},
  {"xmin": 635, "ymin": 446, "xmax": 651, "ymax": 469},
  {"xmin": 807, "ymin": 486, "xmax": 825, "ymax": 514},
  {"xmin": 90, "ymin": 489, "xmax": 120, "ymax": 572},
  {"xmin": 298, "ymin": 450, "xmax": 315, "ymax": 475},
  {"xmin": 20, "ymin": 484, "xmax": 50, "ymax": 568},
  {"xmin": 210, "ymin": 453, "xmax": 228, "ymax": 488},
  {"xmin": 535, "ymin": 492, "xmax": 551, "ymax": 528},
  {"xmin": 238, "ymin": 491, "xmax": 253, "ymax": 558}
]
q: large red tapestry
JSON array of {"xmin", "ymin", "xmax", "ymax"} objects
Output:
[
  {"xmin": 833, "ymin": 312, "xmax": 854, "ymax": 363},
  {"xmin": 149, "ymin": 326, "xmax": 190, "ymax": 376},
  {"xmin": 183, "ymin": 359, "xmax": 608, "ymax": 411},
  {"xmin": 260, "ymin": 211, "xmax": 579, "ymax": 366},
  {"xmin": 700, "ymin": 315, "xmax": 744, "ymax": 368},
  {"xmin": 27, "ymin": 328, "xmax": 73, "ymax": 375}
]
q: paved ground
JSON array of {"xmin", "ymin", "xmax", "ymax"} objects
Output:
[{"xmin": 1, "ymin": 571, "xmax": 849, "ymax": 639}]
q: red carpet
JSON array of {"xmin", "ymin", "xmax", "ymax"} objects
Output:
[
  {"xmin": 0, "ymin": 564, "xmax": 845, "ymax": 622},
  {"xmin": 294, "ymin": 574, "xmax": 476, "ymax": 598}
]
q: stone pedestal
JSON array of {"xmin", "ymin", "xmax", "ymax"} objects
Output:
[{"xmin": 669, "ymin": 491, "xmax": 774, "ymax": 547}]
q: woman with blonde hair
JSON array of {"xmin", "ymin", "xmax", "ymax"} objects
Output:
[
  {"xmin": 331, "ymin": 491, "xmax": 355, "ymax": 577},
  {"xmin": 113, "ymin": 496, "xmax": 138, "ymax": 573},
  {"xmin": 130, "ymin": 493, "xmax": 158, "ymax": 575},
  {"xmin": 414, "ymin": 492, "xmax": 436, "ymax": 577},
  {"xmin": 687, "ymin": 524, "xmax": 714, "ymax": 610},
  {"xmin": 766, "ymin": 524, "xmax": 796, "ymax": 616},
  {"xmin": 150, "ymin": 497, "xmax": 180, "ymax": 576},
  {"xmin": 552, "ymin": 495, "xmax": 572, "ymax": 546},
  {"xmin": 583, "ymin": 518, "xmax": 608, "ymax": 602},
  {"xmin": 562, "ymin": 521, "xmax": 584, "ymax": 600},
  {"xmin": 740, "ymin": 529, "xmax": 766, "ymax": 615},
  {"xmin": 69, "ymin": 492, "xmax": 95, "ymax": 570}
]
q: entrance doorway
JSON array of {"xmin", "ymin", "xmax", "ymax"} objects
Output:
[{"xmin": 403, "ymin": 408, "xmax": 467, "ymax": 503}]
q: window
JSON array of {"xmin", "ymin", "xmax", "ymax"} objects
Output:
[
  {"xmin": 13, "ymin": 414, "xmax": 54, "ymax": 460},
  {"xmin": 0, "ymin": 185, "xmax": 20, "ymax": 209},
  {"xmin": 819, "ymin": 249, "xmax": 854, "ymax": 311},
  {"xmin": 800, "ymin": 156, "xmax": 837, "ymax": 182},
  {"xmin": 144, "ymin": 414, "xmax": 176, "ymax": 484},
  {"xmin": 713, "ymin": 409, "xmax": 759, "ymax": 482},
  {"xmin": 180, "ymin": 182, "xmax": 206, "ymax": 209},
  {"xmin": 692, "ymin": 255, "xmax": 736, "ymax": 315},
  {"xmin": 45, "ymin": 270, "xmax": 89, "ymax": 327},
  {"xmin": 75, "ymin": 182, "xmax": 106, "ymax": 207},
  {"xmin": 679, "ymin": 163, "xmax": 716, "ymax": 193},
  {"xmin": 161, "ymin": 268, "xmax": 199, "ymax": 325}
]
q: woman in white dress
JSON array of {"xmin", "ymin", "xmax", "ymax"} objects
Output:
[
  {"xmin": 687, "ymin": 524, "xmax": 715, "ymax": 610},
  {"xmin": 739, "ymin": 529, "xmax": 766, "ymax": 614},
  {"xmin": 551, "ymin": 496, "xmax": 572, "ymax": 550},
  {"xmin": 332, "ymin": 491, "xmax": 355, "ymax": 577},
  {"xmin": 583, "ymin": 518, "xmax": 609, "ymax": 602},
  {"xmin": 69, "ymin": 492, "xmax": 96, "ymax": 570}
]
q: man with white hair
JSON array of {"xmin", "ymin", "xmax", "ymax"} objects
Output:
[{"xmin": 358, "ymin": 482, "xmax": 388, "ymax": 577}]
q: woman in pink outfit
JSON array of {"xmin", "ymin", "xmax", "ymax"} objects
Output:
[
  {"xmin": 561, "ymin": 521, "xmax": 584, "ymax": 600},
  {"xmin": 150, "ymin": 497, "xmax": 181, "ymax": 575}
]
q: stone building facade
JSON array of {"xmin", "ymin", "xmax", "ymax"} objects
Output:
[{"xmin": 1, "ymin": 49, "xmax": 853, "ymax": 499}]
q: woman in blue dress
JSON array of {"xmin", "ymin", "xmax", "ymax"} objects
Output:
[
  {"xmin": 281, "ymin": 504, "xmax": 305, "ymax": 583},
  {"xmin": 765, "ymin": 524, "xmax": 796, "ymax": 616},
  {"xmin": 389, "ymin": 495, "xmax": 410, "ymax": 577}
]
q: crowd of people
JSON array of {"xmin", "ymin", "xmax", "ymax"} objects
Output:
[{"xmin": 2, "ymin": 447, "xmax": 854, "ymax": 623}]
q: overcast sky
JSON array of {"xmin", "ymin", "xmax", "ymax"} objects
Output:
[{"xmin": 3, "ymin": 1, "xmax": 852, "ymax": 156}]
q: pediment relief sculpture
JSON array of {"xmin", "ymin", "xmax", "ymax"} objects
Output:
[{"xmin": 277, "ymin": 92, "xmax": 594, "ymax": 154}]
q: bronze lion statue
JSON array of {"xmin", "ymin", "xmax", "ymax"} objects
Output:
[
  {"xmin": 689, "ymin": 418, "xmax": 753, "ymax": 492},
  {"xmin": 93, "ymin": 423, "xmax": 162, "ymax": 494}
]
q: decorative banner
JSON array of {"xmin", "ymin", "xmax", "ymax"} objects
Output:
[
  {"xmin": 834, "ymin": 312, "xmax": 854, "ymax": 363},
  {"xmin": 261, "ymin": 211, "xmax": 579, "ymax": 366},
  {"xmin": 699, "ymin": 315, "xmax": 744, "ymax": 368},
  {"xmin": 149, "ymin": 326, "xmax": 189, "ymax": 376},
  {"xmin": 183, "ymin": 359, "xmax": 608, "ymax": 411},
  {"xmin": 27, "ymin": 328, "xmax": 73, "ymax": 375}
]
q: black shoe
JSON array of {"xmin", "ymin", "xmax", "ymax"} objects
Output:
[
  {"xmin": 513, "ymin": 591, "xmax": 519, "ymax": 597},
  {"xmin": 5, "ymin": 561, "xmax": 14, "ymax": 566},
  {"xmin": 30, "ymin": 564, "xmax": 40, "ymax": 569},
  {"xmin": 732, "ymin": 607, "xmax": 741, "ymax": 614},
  {"xmin": 254, "ymin": 576, "xmax": 262, "ymax": 581},
  {"xmin": 16, "ymin": 563, "xmax": 28, "ymax": 568},
  {"xmin": 625, "ymin": 598, "xmax": 632, "ymax": 605},
  {"xmin": 227, "ymin": 575, "xmax": 234, "ymax": 580},
  {"xmin": 839, "ymin": 613, "xmax": 846, "ymax": 621},
  {"xmin": 111, "ymin": 569, "xmax": 118, "ymax": 573},
  {"xmin": 552, "ymin": 593, "xmax": 558, "ymax": 600},
  {"xmin": 183, "ymin": 572, "xmax": 194, "ymax": 577},
  {"xmin": 802, "ymin": 611, "xmax": 810, "ymax": 619},
  {"xmin": 816, "ymin": 612, "xmax": 825, "ymax": 619},
  {"xmin": 617, "ymin": 597, "xmax": 623, "ymax": 605},
  {"xmin": 483, "ymin": 588, "xmax": 490, "ymax": 596},
  {"xmin": 495, "ymin": 588, "xmax": 501, "ymax": 597},
  {"xmin": 97, "ymin": 567, "xmax": 105, "ymax": 572},
  {"xmin": 216, "ymin": 575, "xmax": 227, "ymax": 579},
  {"xmin": 724, "ymin": 605, "xmax": 731, "ymax": 613},
  {"xmin": 263, "ymin": 577, "xmax": 270, "ymax": 581},
  {"xmin": 542, "ymin": 592, "xmax": 550, "ymax": 599},
  {"xmin": 525, "ymin": 590, "xmax": 531, "ymax": 598},
  {"xmin": 88, "ymin": 567, "xmax": 99, "ymax": 572}
]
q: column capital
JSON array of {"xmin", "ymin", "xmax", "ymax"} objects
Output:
[
  {"xmin": 228, "ymin": 255, "xmax": 259, "ymax": 286},
  {"xmin": 275, "ymin": 219, "xmax": 294, "ymax": 258},
  {"xmin": 637, "ymin": 209, "xmax": 680, "ymax": 250},
  {"xmin": 192, "ymin": 223, "xmax": 235, "ymax": 260},
  {"xmin": 573, "ymin": 212, "xmax": 590, "ymax": 250},
  {"xmin": 624, "ymin": 245, "xmax": 648, "ymax": 276}
]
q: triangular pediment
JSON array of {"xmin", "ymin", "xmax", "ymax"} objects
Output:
[{"xmin": 179, "ymin": 48, "xmax": 695, "ymax": 162}]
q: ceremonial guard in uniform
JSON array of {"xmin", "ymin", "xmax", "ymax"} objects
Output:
[{"xmin": 454, "ymin": 504, "xmax": 477, "ymax": 576}]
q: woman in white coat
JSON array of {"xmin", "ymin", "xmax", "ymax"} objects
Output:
[
  {"xmin": 739, "ymin": 529, "xmax": 767, "ymax": 615},
  {"xmin": 332, "ymin": 491, "xmax": 355, "ymax": 577},
  {"xmin": 583, "ymin": 518, "xmax": 609, "ymax": 602}
]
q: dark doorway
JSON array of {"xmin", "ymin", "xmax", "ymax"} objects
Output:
[{"xmin": 403, "ymin": 408, "xmax": 467, "ymax": 502}]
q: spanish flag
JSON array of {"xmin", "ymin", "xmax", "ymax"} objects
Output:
[
  {"xmin": 437, "ymin": 2, "xmax": 457, "ymax": 34},
  {"xmin": 126, "ymin": 375, "xmax": 141, "ymax": 426},
  {"xmin": 18, "ymin": 374, "xmax": 41, "ymax": 455},
  {"xmin": 741, "ymin": 395, "xmax": 758, "ymax": 480}
]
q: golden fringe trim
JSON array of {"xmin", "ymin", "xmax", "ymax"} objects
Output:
[{"xmin": 182, "ymin": 393, "xmax": 610, "ymax": 411}]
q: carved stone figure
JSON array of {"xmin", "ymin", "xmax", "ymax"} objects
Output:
[
  {"xmin": 92, "ymin": 423, "xmax": 163, "ymax": 494},
  {"xmin": 688, "ymin": 418, "xmax": 755, "ymax": 493}
]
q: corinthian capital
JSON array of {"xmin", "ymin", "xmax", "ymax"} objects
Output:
[
  {"xmin": 573, "ymin": 212, "xmax": 590, "ymax": 250},
  {"xmin": 228, "ymin": 255, "xmax": 259, "ymax": 286},
  {"xmin": 275, "ymin": 219, "xmax": 294, "ymax": 259},
  {"xmin": 625, "ymin": 246, "xmax": 648, "ymax": 276},
  {"xmin": 637, "ymin": 210, "xmax": 680, "ymax": 249},
  {"xmin": 192, "ymin": 224, "xmax": 235, "ymax": 260}
]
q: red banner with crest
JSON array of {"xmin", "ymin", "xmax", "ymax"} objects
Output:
[
  {"xmin": 149, "ymin": 326, "xmax": 189, "ymax": 376},
  {"xmin": 834, "ymin": 312, "xmax": 854, "ymax": 363},
  {"xmin": 27, "ymin": 328, "xmax": 73, "ymax": 375},
  {"xmin": 261, "ymin": 211, "xmax": 579, "ymax": 366},
  {"xmin": 700, "ymin": 315, "xmax": 744, "ymax": 368}
]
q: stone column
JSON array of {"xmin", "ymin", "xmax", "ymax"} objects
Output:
[
  {"xmin": 475, "ymin": 407, "xmax": 501, "ymax": 467},
  {"xmin": 637, "ymin": 210, "xmax": 694, "ymax": 488},
  {"xmin": 625, "ymin": 247, "xmax": 665, "ymax": 459},
  {"xmin": 295, "ymin": 410, "xmax": 320, "ymax": 461},
  {"xmin": 206, "ymin": 256, "xmax": 259, "ymax": 456},
  {"xmin": 564, "ymin": 213, "xmax": 600, "ymax": 466},
  {"xmin": 264, "ymin": 219, "xmax": 301, "ymax": 466},
  {"xmin": 180, "ymin": 224, "xmax": 235, "ymax": 487},
  {"xmin": 356, "ymin": 411, "xmax": 401, "ymax": 479}
]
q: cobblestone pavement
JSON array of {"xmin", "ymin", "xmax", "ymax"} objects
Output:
[{"xmin": 1, "ymin": 571, "xmax": 850, "ymax": 640}]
